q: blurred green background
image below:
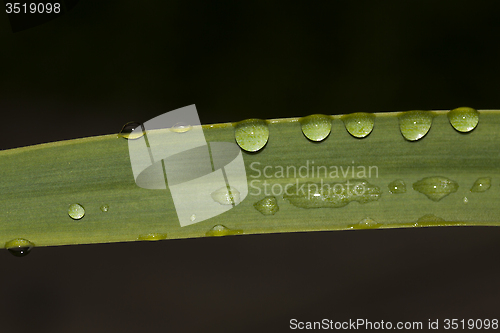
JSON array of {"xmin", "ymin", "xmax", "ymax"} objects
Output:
[{"xmin": 1, "ymin": 1, "xmax": 500, "ymax": 332}]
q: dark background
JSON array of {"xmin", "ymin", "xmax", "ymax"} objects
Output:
[{"xmin": 1, "ymin": 1, "xmax": 500, "ymax": 332}]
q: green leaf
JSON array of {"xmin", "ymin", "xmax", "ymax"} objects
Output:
[{"xmin": 0, "ymin": 108, "xmax": 498, "ymax": 250}]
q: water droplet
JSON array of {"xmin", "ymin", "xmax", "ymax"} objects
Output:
[
  {"xmin": 417, "ymin": 214, "xmax": 445, "ymax": 223},
  {"xmin": 190, "ymin": 214, "xmax": 196, "ymax": 222},
  {"xmin": 253, "ymin": 196, "xmax": 279, "ymax": 215},
  {"xmin": 68, "ymin": 203, "xmax": 85, "ymax": 220},
  {"xmin": 300, "ymin": 114, "xmax": 332, "ymax": 142},
  {"xmin": 119, "ymin": 121, "xmax": 144, "ymax": 140},
  {"xmin": 5, "ymin": 238, "xmax": 34, "ymax": 257},
  {"xmin": 211, "ymin": 186, "xmax": 241, "ymax": 205},
  {"xmin": 100, "ymin": 204, "xmax": 109, "ymax": 212},
  {"xmin": 463, "ymin": 196, "xmax": 469, "ymax": 204},
  {"xmin": 470, "ymin": 177, "xmax": 491, "ymax": 192},
  {"xmin": 399, "ymin": 111, "xmax": 434, "ymax": 141},
  {"xmin": 412, "ymin": 176, "xmax": 459, "ymax": 201},
  {"xmin": 137, "ymin": 233, "xmax": 168, "ymax": 241},
  {"xmin": 448, "ymin": 107, "xmax": 479, "ymax": 133},
  {"xmin": 205, "ymin": 225, "xmax": 243, "ymax": 237},
  {"xmin": 234, "ymin": 119, "xmax": 269, "ymax": 152},
  {"xmin": 348, "ymin": 217, "xmax": 382, "ymax": 229},
  {"xmin": 342, "ymin": 113, "xmax": 375, "ymax": 138},
  {"xmin": 169, "ymin": 122, "xmax": 192, "ymax": 133},
  {"xmin": 388, "ymin": 179, "xmax": 406, "ymax": 194},
  {"xmin": 283, "ymin": 180, "xmax": 381, "ymax": 208}
]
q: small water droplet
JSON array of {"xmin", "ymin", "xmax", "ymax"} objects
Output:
[
  {"xmin": 190, "ymin": 214, "xmax": 196, "ymax": 222},
  {"xmin": 119, "ymin": 121, "xmax": 144, "ymax": 140},
  {"xmin": 137, "ymin": 233, "xmax": 168, "ymax": 241},
  {"xmin": 170, "ymin": 122, "xmax": 192, "ymax": 133},
  {"xmin": 470, "ymin": 177, "xmax": 491, "ymax": 192},
  {"xmin": 388, "ymin": 179, "xmax": 406, "ymax": 194},
  {"xmin": 5, "ymin": 238, "xmax": 34, "ymax": 257},
  {"xmin": 348, "ymin": 217, "xmax": 382, "ymax": 229},
  {"xmin": 448, "ymin": 107, "xmax": 479, "ymax": 133},
  {"xmin": 100, "ymin": 204, "xmax": 109, "ymax": 212},
  {"xmin": 463, "ymin": 196, "xmax": 469, "ymax": 204},
  {"xmin": 412, "ymin": 176, "xmax": 459, "ymax": 201},
  {"xmin": 68, "ymin": 203, "xmax": 85, "ymax": 220},
  {"xmin": 300, "ymin": 114, "xmax": 332, "ymax": 142},
  {"xmin": 253, "ymin": 196, "xmax": 279, "ymax": 215},
  {"xmin": 211, "ymin": 186, "xmax": 241, "ymax": 205},
  {"xmin": 342, "ymin": 113, "xmax": 375, "ymax": 138},
  {"xmin": 399, "ymin": 111, "xmax": 434, "ymax": 141},
  {"xmin": 205, "ymin": 224, "xmax": 243, "ymax": 237},
  {"xmin": 234, "ymin": 119, "xmax": 269, "ymax": 152}
]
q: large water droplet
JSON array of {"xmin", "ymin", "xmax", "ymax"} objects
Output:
[
  {"xmin": 348, "ymin": 217, "xmax": 382, "ymax": 229},
  {"xmin": 412, "ymin": 176, "xmax": 459, "ymax": 201},
  {"xmin": 448, "ymin": 107, "xmax": 479, "ymax": 133},
  {"xmin": 470, "ymin": 177, "xmax": 491, "ymax": 192},
  {"xmin": 205, "ymin": 224, "xmax": 243, "ymax": 237},
  {"xmin": 137, "ymin": 233, "xmax": 168, "ymax": 241},
  {"xmin": 5, "ymin": 238, "xmax": 34, "ymax": 257},
  {"xmin": 399, "ymin": 111, "xmax": 433, "ymax": 141},
  {"xmin": 253, "ymin": 196, "xmax": 279, "ymax": 215},
  {"xmin": 388, "ymin": 179, "xmax": 406, "ymax": 194},
  {"xmin": 342, "ymin": 113, "xmax": 375, "ymax": 138},
  {"xmin": 119, "ymin": 121, "xmax": 144, "ymax": 140},
  {"xmin": 169, "ymin": 122, "xmax": 192, "ymax": 133},
  {"xmin": 211, "ymin": 186, "xmax": 241, "ymax": 205},
  {"xmin": 300, "ymin": 114, "xmax": 332, "ymax": 142},
  {"xmin": 68, "ymin": 203, "xmax": 85, "ymax": 220},
  {"xmin": 234, "ymin": 119, "xmax": 269, "ymax": 152},
  {"xmin": 100, "ymin": 204, "xmax": 109, "ymax": 212}
]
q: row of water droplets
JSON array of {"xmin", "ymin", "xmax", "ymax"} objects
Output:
[
  {"xmin": 234, "ymin": 107, "xmax": 479, "ymax": 152},
  {"xmin": 351, "ymin": 176, "xmax": 491, "ymax": 229},
  {"xmin": 117, "ymin": 107, "xmax": 479, "ymax": 153}
]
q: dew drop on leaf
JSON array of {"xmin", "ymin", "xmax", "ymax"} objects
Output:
[
  {"xmin": 119, "ymin": 122, "xmax": 144, "ymax": 140},
  {"xmin": 342, "ymin": 113, "xmax": 375, "ymax": 138},
  {"xmin": 470, "ymin": 177, "xmax": 491, "ymax": 192},
  {"xmin": 5, "ymin": 238, "xmax": 34, "ymax": 257},
  {"xmin": 205, "ymin": 225, "xmax": 243, "ymax": 237},
  {"xmin": 253, "ymin": 196, "xmax": 279, "ymax": 215},
  {"xmin": 300, "ymin": 114, "xmax": 332, "ymax": 142},
  {"xmin": 234, "ymin": 119, "xmax": 269, "ymax": 152},
  {"xmin": 68, "ymin": 203, "xmax": 85, "ymax": 220},
  {"xmin": 169, "ymin": 122, "xmax": 192, "ymax": 133},
  {"xmin": 137, "ymin": 233, "xmax": 168, "ymax": 241},
  {"xmin": 412, "ymin": 176, "xmax": 458, "ymax": 201},
  {"xmin": 448, "ymin": 107, "xmax": 479, "ymax": 133},
  {"xmin": 399, "ymin": 111, "xmax": 433, "ymax": 141},
  {"xmin": 211, "ymin": 186, "xmax": 240, "ymax": 205}
]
